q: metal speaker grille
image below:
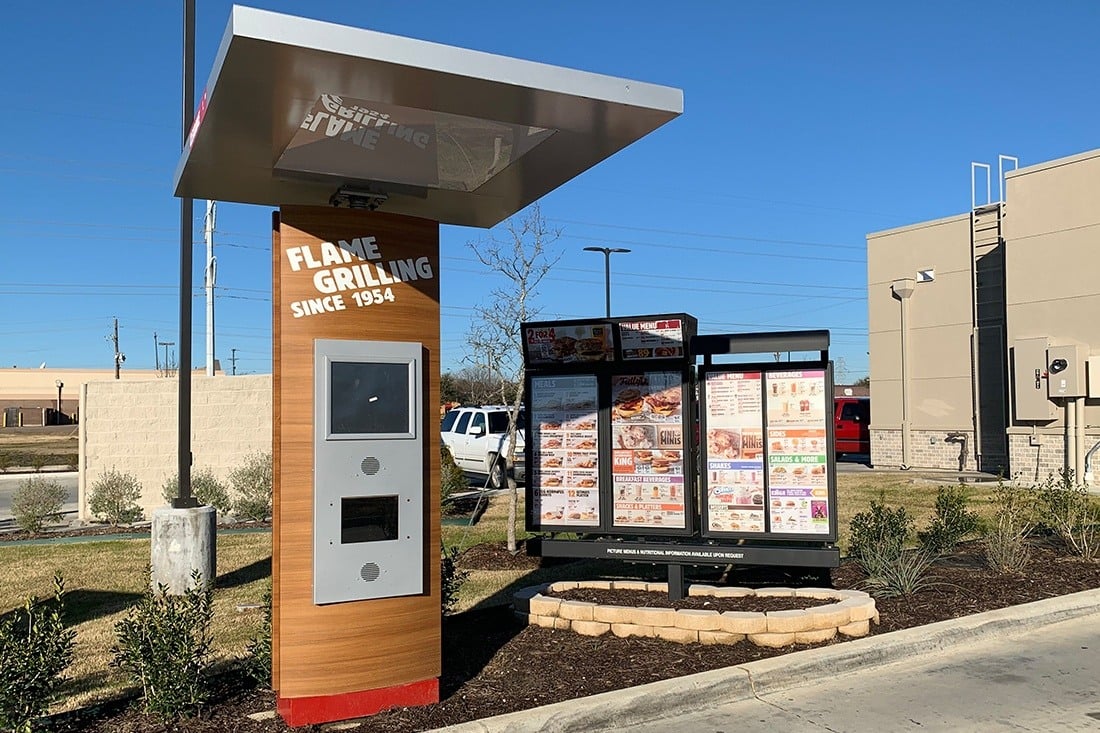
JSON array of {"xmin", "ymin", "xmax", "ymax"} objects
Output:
[
  {"xmin": 360, "ymin": 562, "xmax": 381, "ymax": 582},
  {"xmin": 360, "ymin": 457, "xmax": 381, "ymax": 475}
]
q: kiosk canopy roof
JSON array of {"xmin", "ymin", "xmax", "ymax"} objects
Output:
[{"xmin": 173, "ymin": 6, "xmax": 683, "ymax": 228}]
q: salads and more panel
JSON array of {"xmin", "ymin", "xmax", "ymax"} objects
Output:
[
  {"xmin": 764, "ymin": 370, "xmax": 830, "ymax": 534},
  {"xmin": 529, "ymin": 375, "xmax": 600, "ymax": 527},
  {"xmin": 703, "ymin": 371, "xmax": 766, "ymax": 533},
  {"xmin": 610, "ymin": 372, "xmax": 687, "ymax": 530}
]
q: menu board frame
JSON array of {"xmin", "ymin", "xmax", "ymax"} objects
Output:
[
  {"xmin": 698, "ymin": 361, "xmax": 838, "ymax": 543},
  {"xmin": 524, "ymin": 368, "xmax": 698, "ymax": 536}
]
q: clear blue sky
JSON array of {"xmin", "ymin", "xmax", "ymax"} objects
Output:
[{"xmin": 2, "ymin": 2, "xmax": 1098, "ymax": 379}]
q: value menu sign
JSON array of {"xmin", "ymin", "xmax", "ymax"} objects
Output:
[{"xmin": 701, "ymin": 366, "xmax": 836, "ymax": 541}]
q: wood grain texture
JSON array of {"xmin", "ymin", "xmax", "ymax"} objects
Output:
[{"xmin": 273, "ymin": 206, "xmax": 441, "ymax": 698}]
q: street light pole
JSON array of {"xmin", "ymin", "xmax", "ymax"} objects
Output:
[
  {"xmin": 583, "ymin": 246, "xmax": 631, "ymax": 317},
  {"xmin": 54, "ymin": 380, "xmax": 63, "ymax": 425}
]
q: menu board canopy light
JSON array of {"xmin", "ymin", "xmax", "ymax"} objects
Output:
[{"xmin": 173, "ymin": 6, "xmax": 683, "ymax": 228}]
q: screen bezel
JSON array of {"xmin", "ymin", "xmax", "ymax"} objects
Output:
[{"xmin": 322, "ymin": 355, "xmax": 418, "ymax": 441}]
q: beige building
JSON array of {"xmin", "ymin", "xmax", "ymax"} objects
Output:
[
  {"xmin": 868, "ymin": 148, "xmax": 1100, "ymax": 484},
  {"xmin": 0, "ymin": 368, "xmax": 161, "ymax": 426}
]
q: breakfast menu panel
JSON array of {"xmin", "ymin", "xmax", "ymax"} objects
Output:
[
  {"xmin": 703, "ymin": 371, "xmax": 766, "ymax": 533},
  {"xmin": 529, "ymin": 375, "xmax": 600, "ymax": 527},
  {"xmin": 610, "ymin": 372, "xmax": 686, "ymax": 529},
  {"xmin": 764, "ymin": 370, "xmax": 830, "ymax": 534}
]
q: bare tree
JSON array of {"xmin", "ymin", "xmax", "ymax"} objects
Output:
[{"xmin": 466, "ymin": 204, "xmax": 562, "ymax": 552}]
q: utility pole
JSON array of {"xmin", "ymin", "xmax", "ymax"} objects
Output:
[
  {"xmin": 154, "ymin": 331, "xmax": 160, "ymax": 375},
  {"xmin": 160, "ymin": 341, "xmax": 176, "ymax": 377},
  {"xmin": 111, "ymin": 317, "xmax": 125, "ymax": 379},
  {"xmin": 204, "ymin": 200, "xmax": 217, "ymax": 376},
  {"xmin": 230, "ymin": 348, "xmax": 238, "ymax": 375}
]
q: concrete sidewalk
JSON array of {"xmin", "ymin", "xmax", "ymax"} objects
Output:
[{"xmin": 428, "ymin": 588, "xmax": 1100, "ymax": 733}]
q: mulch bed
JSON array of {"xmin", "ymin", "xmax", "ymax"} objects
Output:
[{"xmin": 39, "ymin": 537, "xmax": 1100, "ymax": 732}]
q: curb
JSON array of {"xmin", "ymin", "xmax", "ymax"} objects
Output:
[{"xmin": 426, "ymin": 587, "xmax": 1100, "ymax": 733}]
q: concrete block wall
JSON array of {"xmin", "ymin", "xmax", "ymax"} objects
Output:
[{"xmin": 79, "ymin": 375, "xmax": 272, "ymax": 521}]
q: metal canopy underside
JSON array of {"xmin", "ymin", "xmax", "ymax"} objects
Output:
[{"xmin": 173, "ymin": 6, "xmax": 683, "ymax": 228}]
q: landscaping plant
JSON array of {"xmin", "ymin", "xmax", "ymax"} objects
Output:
[
  {"xmin": 847, "ymin": 499, "xmax": 913, "ymax": 575},
  {"xmin": 1035, "ymin": 470, "xmax": 1099, "ymax": 561},
  {"xmin": 0, "ymin": 573, "xmax": 76, "ymax": 733},
  {"xmin": 983, "ymin": 480, "xmax": 1036, "ymax": 574},
  {"xmin": 243, "ymin": 583, "xmax": 272, "ymax": 686},
  {"xmin": 917, "ymin": 484, "xmax": 980, "ymax": 556},
  {"xmin": 229, "ymin": 452, "xmax": 273, "ymax": 521},
  {"xmin": 111, "ymin": 570, "xmax": 214, "ymax": 719},
  {"xmin": 11, "ymin": 476, "xmax": 67, "ymax": 533},
  {"xmin": 88, "ymin": 468, "xmax": 144, "ymax": 526},
  {"xmin": 161, "ymin": 468, "xmax": 232, "ymax": 514},
  {"xmin": 441, "ymin": 445, "xmax": 468, "ymax": 512},
  {"xmin": 847, "ymin": 499, "xmax": 943, "ymax": 597},
  {"xmin": 441, "ymin": 545, "xmax": 469, "ymax": 615}
]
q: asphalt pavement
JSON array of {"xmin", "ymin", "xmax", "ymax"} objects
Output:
[
  {"xmin": 430, "ymin": 589, "xmax": 1100, "ymax": 733},
  {"xmin": 0, "ymin": 471, "xmax": 79, "ymax": 526}
]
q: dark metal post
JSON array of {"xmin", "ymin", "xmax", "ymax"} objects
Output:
[
  {"xmin": 175, "ymin": 0, "xmax": 198, "ymax": 508},
  {"xmin": 55, "ymin": 380, "xmax": 63, "ymax": 425},
  {"xmin": 666, "ymin": 564, "xmax": 684, "ymax": 601}
]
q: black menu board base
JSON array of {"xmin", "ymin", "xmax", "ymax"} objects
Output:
[{"xmin": 529, "ymin": 537, "xmax": 839, "ymax": 600}]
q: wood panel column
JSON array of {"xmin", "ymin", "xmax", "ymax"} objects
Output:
[{"xmin": 272, "ymin": 205, "xmax": 441, "ymax": 726}]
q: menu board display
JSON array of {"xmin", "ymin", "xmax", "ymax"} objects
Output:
[
  {"xmin": 703, "ymin": 372, "xmax": 766, "ymax": 533},
  {"xmin": 524, "ymin": 323, "xmax": 613, "ymax": 366},
  {"xmin": 618, "ymin": 319, "xmax": 686, "ymax": 360},
  {"xmin": 610, "ymin": 372, "xmax": 686, "ymax": 529},
  {"xmin": 764, "ymin": 370, "xmax": 830, "ymax": 534},
  {"xmin": 529, "ymin": 375, "xmax": 600, "ymax": 527}
]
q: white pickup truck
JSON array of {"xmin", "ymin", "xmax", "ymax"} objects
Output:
[{"xmin": 440, "ymin": 406, "xmax": 526, "ymax": 489}]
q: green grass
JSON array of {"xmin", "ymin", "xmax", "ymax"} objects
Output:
[
  {"xmin": 0, "ymin": 532, "xmax": 271, "ymax": 712},
  {"xmin": 0, "ymin": 474, "xmax": 1003, "ymax": 714}
]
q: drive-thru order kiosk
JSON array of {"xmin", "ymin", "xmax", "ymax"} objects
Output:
[
  {"xmin": 172, "ymin": 6, "xmax": 681, "ymax": 727},
  {"xmin": 524, "ymin": 318, "xmax": 840, "ymax": 595}
]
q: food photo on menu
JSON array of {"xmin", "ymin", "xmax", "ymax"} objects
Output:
[{"xmin": 615, "ymin": 423, "xmax": 657, "ymax": 450}]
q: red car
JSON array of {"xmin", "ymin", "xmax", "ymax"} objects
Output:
[{"xmin": 834, "ymin": 397, "xmax": 870, "ymax": 455}]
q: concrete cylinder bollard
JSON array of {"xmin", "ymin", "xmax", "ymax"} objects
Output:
[{"xmin": 151, "ymin": 505, "xmax": 217, "ymax": 594}]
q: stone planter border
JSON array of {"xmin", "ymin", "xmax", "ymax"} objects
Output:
[{"xmin": 514, "ymin": 581, "xmax": 878, "ymax": 648}]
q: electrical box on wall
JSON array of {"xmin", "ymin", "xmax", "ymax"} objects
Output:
[
  {"xmin": 1089, "ymin": 356, "xmax": 1100, "ymax": 399},
  {"xmin": 1012, "ymin": 337, "xmax": 1055, "ymax": 421},
  {"xmin": 1046, "ymin": 343, "xmax": 1087, "ymax": 399},
  {"xmin": 313, "ymin": 339, "xmax": 424, "ymax": 605}
]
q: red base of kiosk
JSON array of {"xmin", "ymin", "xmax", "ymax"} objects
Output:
[{"xmin": 277, "ymin": 678, "xmax": 439, "ymax": 727}]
